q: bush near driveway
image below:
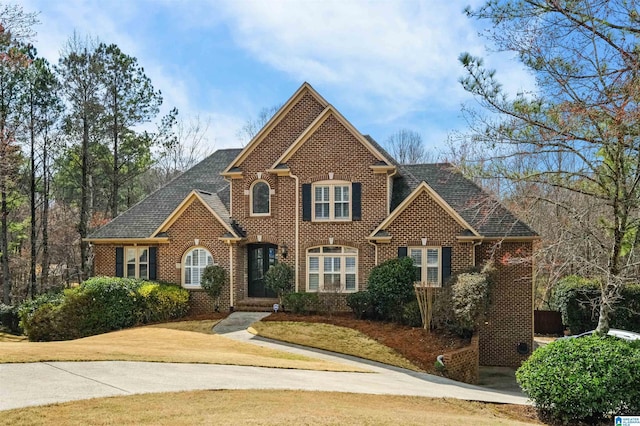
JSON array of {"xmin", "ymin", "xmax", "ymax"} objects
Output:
[
  {"xmin": 19, "ymin": 277, "xmax": 189, "ymax": 341},
  {"xmin": 516, "ymin": 335, "xmax": 640, "ymax": 424}
]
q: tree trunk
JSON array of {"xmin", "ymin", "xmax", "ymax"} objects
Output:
[
  {"xmin": 1, "ymin": 183, "xmax": 10, "ymax": 305},
  {"xmin": 41, "ymin": 132, "xmax": 50, "ymax": 291},
  {"xmin": 79, "ymin": 113, "xmax": 89, "ymax": 282},
  {"xmin": 29, "ymin": 92, "xmax": 37, "ymax": 298}
]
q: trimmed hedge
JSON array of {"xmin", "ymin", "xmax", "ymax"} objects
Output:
[
  {"xmin": 366, "ymin": 257, "xmax": 417, "ymax": 322},
  {"xmin": 282, "ymin": 292, "xmax": 319, "ymax": 315},
  {"xmin": 553, "ymin": 275, "xmax": 640, "ymax": 334},
  {"xmin": 517, "ymin": 336, "xmax": 640, "ymax": 423},
  {"xmin": 19, "ymin": 277, "xmax": 189, "ymax": 341}
]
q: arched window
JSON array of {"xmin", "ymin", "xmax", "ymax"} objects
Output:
[
  {"xmin": 183, "ymin": 247, "xmax": 214, "ymax": 287},
  {"xmin": 251, "ymin": 181, "xmax": 270, "ymax": 215},
  {"xmin": 306, "ymin": 246, "xmax": 358, "ymax": 292}
]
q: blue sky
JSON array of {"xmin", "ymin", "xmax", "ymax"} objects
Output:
[{"xmin": 20, "ymin": 0, "xmax": 536, "ymax": 155}]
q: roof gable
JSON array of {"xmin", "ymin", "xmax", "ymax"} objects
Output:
[
  {"xmin": 394, "ymin": 164, "xmax": 538, "ymax": 239},
  {"xmin": 271, "ymin": 105, "xmax": 395, "ymax": 169},
  {"xmin": 369, "ymin": 181, "xmax": 480, "ymax": 240},
  {"xmin": 154, "ymin": 190, "xmax": 238, "ymax": 238},
  {"xmin": 222, "ymin": 82, "xmax": 330, "ymax": 174}
]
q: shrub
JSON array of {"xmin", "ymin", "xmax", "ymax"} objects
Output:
[
  {"xmin": 200, "ymin": 265, "xmax": 227, "ymax": 312},
  {"xmin": 0, "ymin": 303, "xmax": 20, "ymax": 333},
  {"xmin": 401, "ymin": 299, "xmax": 423, "ymax": 327},
  {"xmin": 137, "ymin": 283, "xmax": 189, "ymax": 323},
  {"xmin": 516, "ymin": 336, "xmax": 640, "ymax": 423},
  {"xmin": 265, "ymin": 263, "xmax": 294, "ymax": 304},
  {"xmin": 553, "ymin": 275, "xmax": 600, "ymax": 334},
  {"xmin": 366, "ymin": 257, "xmax": 417, "ymax": 322},
  {"xmin": 553, "ymin": 276, "xmax": 640, "ymax": 334},
  {"xmin": 346, "ymin": 291, "xmax": 373, "ymax": 319},
  {"xmin": 282, "ymin": 292, "xmax": 319, "ymax": 315},
  {"xmin": 19, "ymin": 277, "xmax": 189, "ymax": 341},
  {"xmin": 450, "ymin": 271, "xmax": 491, "ymax": 334}
]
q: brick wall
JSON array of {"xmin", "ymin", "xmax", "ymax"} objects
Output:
[
  {"xmin": 443, "ymin": 334, "xmax": 479, "ymax": 384},
  {"xmin": 476, "ymin": 241, "xmax": 534, "ymax": 367}
]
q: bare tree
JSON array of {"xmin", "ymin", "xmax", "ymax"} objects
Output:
[
  {"xmin": 236, "ymin": 104, "xmax": 281, "ymax": 145},
  {"xmin": 384, "ymin": 129, "xmax": 431, "ymax": 164},
  {"xmin": 460, "ymin": 0, "xmax": 640, "ymax": 334}
]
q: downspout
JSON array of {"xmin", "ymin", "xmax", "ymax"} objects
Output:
[
  {"xmin": 472, "ymin": 240, "xmax": 482, "ymax": 267},
  {"xmin": 289, "ymin": 172, "xmax": 300, "ymax": 291},
  {"xmin": 367, "ymin": 240, "xmax": 378, "ymax": 266},
  {"xmin": 228, "ymin": 242, "xmax": 234, "ymax": 310},
  {"xmin": 224, "ymin": 177, "xmax": 233, "ymax": 216}
]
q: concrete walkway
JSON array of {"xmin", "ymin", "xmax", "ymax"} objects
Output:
[{"xmin": 0, "ymin": 312, "xmax": 530, "ymax": 411}]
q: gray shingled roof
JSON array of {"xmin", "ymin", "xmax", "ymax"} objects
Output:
[
  {"xmin": 88, "ymin": 149, "xmax": 241, "ymax": 239},
  {"xmin": 393, "ymin": 163, "xmax": 537, "ymax": 238}
]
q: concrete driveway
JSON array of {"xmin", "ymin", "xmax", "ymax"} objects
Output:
[{"xmin": 0, "ymin": 313, "xmax": 529, "ymax": 411}]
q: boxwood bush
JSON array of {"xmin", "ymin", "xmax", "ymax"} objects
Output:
[
  {"xmin": 282, "ymin": 292, "xmax": 319, "ymax": 315},
  {"xmin": 19, "ymin": 277, "xmax": 189, "ymax": 341},
  {"xmin": 366, "ymin": 257, "xmax": 417, "ymax": 322},
  {"xmin": 516, "ymin": 336, "xmax": 640, "ymax": 424}
]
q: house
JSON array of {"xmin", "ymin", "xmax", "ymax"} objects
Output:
[{"xmin": 87, "ymin": 83, "xmax": 538, "ymax": 367}]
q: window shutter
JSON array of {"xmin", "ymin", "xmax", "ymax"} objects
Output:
[
  {"xmin": 352, "ymin": 182, "xmax": 361, "ymax": 221},
  {"xmin": 149, "ymin": 247, "xmax": 157, "ymax": 280},
  {"xmin": 302, "ymin": 183, "xmax": 311, "ymax": 221},
  {"xmin": 398, "ymin": 247, "xmax": 407, "ymax": 258},
  {"xmin": 115, "ymin": 247, "xmax": 124, "ymax": 277},
  {"xmin": 442, "ymin": 247, "xmax": 452, "ymax": 285}
]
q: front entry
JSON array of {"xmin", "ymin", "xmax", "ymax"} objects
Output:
[{"xmin": 248, "ymin": 243, "xmax": 278, "ymax": 298}]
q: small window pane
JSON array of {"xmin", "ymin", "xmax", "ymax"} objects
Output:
[
  {"xmin": 185, "ymin": 253, "xmax": 192, "ymax": 266},
  {"xmin": 323, "ymin": 246, "xmax": 341, "ymax": 253},
  {"xmin": 346, "ymin": 274, "xmax": 356, "ymax": 291},
  {"xmin": 206, "ymin": 254, "xmax": 213, "ymax": 266},
  {"xmin": 333, "ymin": 258, "xmax": 341, "ymax": 270},
  {"xmin": 127, "ymin": 264, "xmax": 136, "ymax": 278},
  {"xmin": 126, "ymin": 248, "xmax": 136, "ymax": 264},
  {"xmin": 309, "ymin": 274, "xmax": 319, "ymax": 291},
  {"xmin": 139, "ymin": 264, "xmax": 148, "ymax": 280},
  {"xmin": 324, "ymin": 274, "xmax": 340, "ymax": 290},
  {"xmin": 184, "ymin": 268, "xmax": 191, "ymax": 285},
  {"xmin": 344, "ymin": 247, "xmax": 357, "ymax": 254},
  {"xmin": 315, "ymin": 203, "xmax": 329, "ymax": 218},
  {"xmin": 427, "ymin": 267, "xmax": 438, "ymax": 284},
  {"xmin": 139, "ymin": 249, "xmax": 148, "ymax": 263},
  {"xmin": 345, "ymin": 257, "xmax": 356, "ymax": 272},
  {"xmin": 324, "ymin": 257, "xmax": 334, "ymax": 271},
  {"xmin": 410, "ymin": 249, "xmax": 422, "ymax": 267},
  {"xmin": 252, "ymin": 182, "xmax": 270, "ymax": 214},
  {"xmin": 427, "ymin": 249, "xmax": 439, "ymax": 266},
  {"xmin": 309, "ymin": 248, "xmax": 320, "ymax": 253},
  {"xmin": 309, "ymin": 257, "xmax": 319, "ymax": 272}
]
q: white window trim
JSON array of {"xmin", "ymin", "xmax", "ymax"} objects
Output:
[
  {"xmin": 125, "ymin": 246, "xmax": 149, "ymax": 280},
  {"xmin": 306, "ymin": 245, "xmax": 358, "ymax": 293},
  {"xmin": 312, "ymin": 180, "xmax": 351, "ymax": 222},
  {"xmin": 249, "ymin": 180, "xmax": 271, "ymax": 217},
  {"xmin": 181, "ymin": 247, "xmax": 215, "ymax": 288},
  {"xmin": 410, "ymin": 246, "xmax": 441, "ymax": 287}
]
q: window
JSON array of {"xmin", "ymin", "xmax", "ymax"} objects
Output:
[
  {"xmin": 183, "ymin": 247, "xmax": 214, "ymax": 287},
  {"xmin": 410, "ymin": 247, "xmax": 441, "ymax": 286},
  {"xmin": 307, "ymin": 246, "xmax": 358, "ymax": 292},
  {"xmin": 250, "ymin": 181, "xmax": 270, "ymax": 216},
  {"xmin": 126, "ymin": 247, "xmax": 149, "ymax": 279},
  {"xmin": 313, "ymin": 182, "xmax": 350, "ymax": 221}
]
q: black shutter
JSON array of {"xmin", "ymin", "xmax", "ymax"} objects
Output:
[
  {"xmin": 442, "ymin": 247, "xmax": 452, "ymax": 285},
  {"xmin": 148, "ymin": 247, "xmax": 157, "ymax": 280},
  {"xmin": 115, "ymin": 247, "xmax": 124, "ymax": 277},
  {"xmin": 302, "ymin": 183, "xmax": 311, "ymax": 221},
  {"xmin": 398, "ymin": 247, "xmax": 407, "ymax": 258},
  {"xmin": 352, "ymin": 182, "xmax": 361, "ymax": 221}
]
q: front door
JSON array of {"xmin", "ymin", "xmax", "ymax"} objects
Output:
[{"xmin": 248, "ymin": 244, "xmax": 278, "ymax": 298}]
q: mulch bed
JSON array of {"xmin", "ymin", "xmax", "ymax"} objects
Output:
[{"xmin": 262, "ymin": 312, "xmax": 469, "ymax": 373}]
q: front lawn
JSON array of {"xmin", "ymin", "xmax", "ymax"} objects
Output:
[
  {"xmin": 0, "ymin": 321, "xmax": 364, "ymax": 372},
  {"xmin": 0, "ymin": 390, "xmax": 541, "ymax": 425}
]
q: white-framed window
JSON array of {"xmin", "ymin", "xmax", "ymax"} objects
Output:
[
  {"xmin": 250, "ymin": 180, "xmax": 270, "ymax": 216},
  {"xmin": 307, "ymin": 245, "xmax": 358, "ymax": 292},
  {"xmin": 410, "ymin": 247, "xmax": 441, "ymax": 286},
  {"xmin": 313, "ymin": 181, "xmax": 351, "ymax": 221},
  {"xmin": 126, "ymin": 247, "xmax": 149, "ymax": 279},
  {"xmin": 183, "ymin": 247, "xmax": 214, "ymax": 288}
]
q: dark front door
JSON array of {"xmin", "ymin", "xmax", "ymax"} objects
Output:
[{"xmin": 248, "ymin": 244, "xmax": 278, "ymax": 298}]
